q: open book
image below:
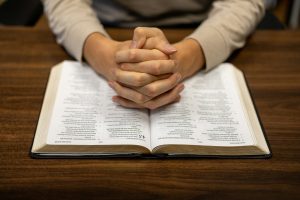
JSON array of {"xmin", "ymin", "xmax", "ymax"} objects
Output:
[{"xmin": 31, "ymin": 61, "xmax": 271, "ymax": 158}]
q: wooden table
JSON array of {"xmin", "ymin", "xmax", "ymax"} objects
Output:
[{"xmin": 0, "ymin": 27, "xmax": 300, "ymax": 200}]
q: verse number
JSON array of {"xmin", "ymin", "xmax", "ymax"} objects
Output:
[{"xmin": 138, "ymin": 135, "xmax": 145, "ymax": 139}]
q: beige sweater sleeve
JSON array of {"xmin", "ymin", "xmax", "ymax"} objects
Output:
[
  {"xmin": 187, "ymin": 0, "xmax": 265, "ymax": 71},
  {"xmin": 42, "ymin": 0, "xmax": 265, "ymax": 69},
  {"xmin": 42, "ymin": 0, "xmax": 109, "ymax": 61}
]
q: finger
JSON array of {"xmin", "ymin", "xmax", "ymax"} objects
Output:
[
  {"xmin": 132, "ymin": 27, "xmax": 162, "ymax": 48},
  {"xmin": 112, "ymin": 96, "xmax": 145, "ymax": 109},
  {"xmin": 143, "ymin": 36, "xmax": 177, "ymax": 55},
  {"xmin": 143, "ymin": 84, "xmax": 184, "ymax": 110},
  {"xmin": 108, "ymin": 81, "xmax": 151, "ymax": 104},
  {"xmin": 137, "ymin": 73, "xmax": 182, "ymax": 97},
  {"xmin": 131, "ymin": 27, "xmax": 177, "ymax": 54},
  {"xmin": 121, "ymin": 74, "xmax": 172, "ymax": 90},
  {"xmin": 113, "ymin": 84, "xmax": 184, "ymax": 110},
  {"xmin": 120, "ymin": 59, "xmax": 178, "ymax": 75},
  {"xmin": 115, "ymin": 69, "xmax": 158, "ymax": 87},
  {"xmin": 115, "ymin": 48, "xmax": 168, "ymax": 63}
]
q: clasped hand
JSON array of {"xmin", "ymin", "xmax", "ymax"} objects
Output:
[
  {"xmin": 83, "ymin": 27, "xmax": 205, "ymax": 109},
  {"xmin": 110, "ymin": 27, "xmax": 184, "ymax": 109}
]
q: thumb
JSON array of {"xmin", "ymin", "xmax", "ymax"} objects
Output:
[
  {"xmin": 161, "ymin": 42, "xmax": 177, "ymax": 55},
  {"xmin": 130, "ymin": 32, "xmax": 146, "ymax": 49},
  {"xmin": 143, "ymin": 37, "xmax": 177, "ymax": 55}
]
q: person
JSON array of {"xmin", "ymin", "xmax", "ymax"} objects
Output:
[{"xmin": 42, "ymin": 0, "xmax": 265, "ymax": 109}]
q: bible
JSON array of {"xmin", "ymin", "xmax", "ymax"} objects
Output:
[{"xmin": 31, "ymin": 61, "xmax": 271, "ymax": 158}]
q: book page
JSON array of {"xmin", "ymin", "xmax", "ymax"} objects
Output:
[
  {"xmin": 150, "ymin": 64, "xmax": 254, "ymax": 149},
  {"xmin": 46, "ymin": 61, "xmax": 150, "ymax": 149}
]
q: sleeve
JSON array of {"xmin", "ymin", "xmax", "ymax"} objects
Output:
[
  {"xmin": 186, "ymin": 0, "xmax": 265, "ymax": 71},
  {"xmin": 42, "ymin": 0, "xmax": 110, "ymax": 61}
]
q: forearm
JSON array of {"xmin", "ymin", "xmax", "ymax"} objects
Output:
[
  {"xmin": 83, "ymin": 33, "xmax": 116, "ymax": 79},
  {"xmin": 187, "ymin": 0, "xmax": 265, "ymax": 70},
  {"xmin": 42, "ymin": 0, "xmax": 109, "ymax": 61}
]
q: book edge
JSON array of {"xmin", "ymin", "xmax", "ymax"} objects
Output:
[
  {"xmin": 30, "ymin": 61, "xmax": 65, "ymax": 154},
  {"xmin": 232, "ymin": 64, "xmax": 272, "ymax": 157}
]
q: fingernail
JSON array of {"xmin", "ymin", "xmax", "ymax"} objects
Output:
[
  {"xmin": 130, "ymin": 40, "xmax": 137, "ymax": 49},
  {"xmin": 164, "ymin": 44, "xmax": 177, "ymax": 53}
]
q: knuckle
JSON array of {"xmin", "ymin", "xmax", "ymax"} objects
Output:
[
  {"xmin": 152, "ymin": 62, "xmax": 161, "ymax": 75},
  {"xmin": 153, "ymin": 28, "xmax": 163, "ymax": 35},
  {"xmin": 145, "ymin": 102, "xmax": 157, "ymax": 110},
  {"xmin": 133, "ymin": 75, "xmax": 146, "ymax": 87},
  {"xmin": 145, "ymin": 85, "xmax": 158, "ymax": 97},
  {"xmin": 128, "ymin": 49, "xmax": 137, "ymax": 60},
  {"xmin": 136, "ymin": 94, "xmax": 147, "ymax": 104},
  {"xmin": 134, "ymin": 27, "xmax": 144, "ymax": 35}
]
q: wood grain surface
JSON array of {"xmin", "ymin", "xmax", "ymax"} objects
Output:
[{"xmin": 0, "ymin": 27, "xmax": 300, "ymax": 200}]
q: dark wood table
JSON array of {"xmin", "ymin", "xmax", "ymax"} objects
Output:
[{"xmin": 0, "ymin": 27, "xmax": 300, "ymax": 200}]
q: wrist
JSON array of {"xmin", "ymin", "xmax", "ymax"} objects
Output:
[
  {"xmin": 172, "ymin": 39, "xmax": 205, "ymax": 80},
  {"xmin": 83, "ymin": 32, "xmax": 115, "ymax": 62},
  {"xmin": 83, "ymin": 32, "xmax": 119, "ymax": 79}
]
